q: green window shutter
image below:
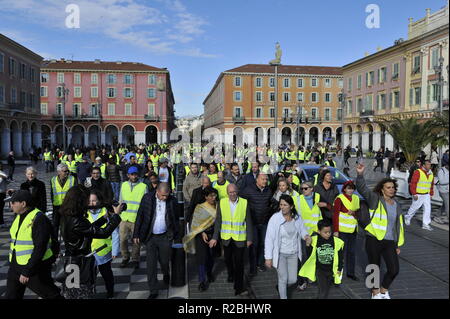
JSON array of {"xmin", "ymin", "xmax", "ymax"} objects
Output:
[
  {"xmin": 389, "ymin": 92, "xmax": 392, "ymax": 108},
  {"xmin": 427, "ymin": 85, "xmax": 430, "ymax": 104},
  {"xmin": 409, "ymin": 88, "xmax": 414, "ymax": 106}
]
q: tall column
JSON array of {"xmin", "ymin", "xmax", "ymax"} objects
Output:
[
  {"xmin": 162, "ymin": 130, "xmax": 168, "ymax": 143},
  {"xmin": 318, "ymin": 129, "xmax": 323, "ymax": 145},
  {"xmin": 13, "ymin": 130, "xmax": 23, "ymax": 157},
  {"xmin": 118, "ymin": 131, "xmax": 123, "ymax": 145},
  {"xmin": 305, "ymin": 131, "xmax": 310, "ymax": 146},
  {"xmin": 135, "ymin": 131, "xmax": 145, "ymax": 145},
  {"xmin": 420, "ymin": 47, "xmax": 428, "ymax": 110},
  {"xmin": 51, "ymin": 132, "xmax": 56, "ymax": 145},
  {"xmin": 24, "ymin": 130, "xmax": 32, "ymax": 154},
  {"xmin": 343, "ymin": 132, "xmax": 349, "ymax": 149},
  {"xmin": 84, "ymin": 132, "xmax": 89, "ymax": 147},
  {"xmin": 67, "ymin": 131, "xmax": 72, "ymax": 147},
  {"xmin": 361, "ymin": 132, "xmax": 369, "ymax": 152},
  {"xmin": 372, "ymin": 131, "xmax": 381, "ymax": 152},
  {"xmin": 385, "ymin": 132, "xmax": 394, "ymax": 151},
  {"xmin": 351, "ymin": 132, "xmax": 358, "ymax": 149},
  {"xmin": 101, "ymin": 131, "xmax": 106, "ymax": 145},
  {"xmin": 1, "ymin": 128, "xmax": 11, "ymax": 158}
]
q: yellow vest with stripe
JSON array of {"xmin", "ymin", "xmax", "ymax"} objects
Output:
[
  {"xmin": 287, "ymin": 151, "xmax": 297, "ymax": 161},
  {"xmin": 325, "ymin": 160, "xmax": 337, "ymax": 167},
  {"xmin": 9, "ymin": 208, "xmax": 53, "ymax": 265},
  {"xmin": 74, "ymin": 153, "xmax": 83, "ymax": 163},
  {"xmin": 87, "ymin": 208, "xmax": 112, "ymax": 258},
  {"xmin": 336, "ymin": 194, "xmax": 360, "ymax": 234},
  {"xmin": 298, "ymin": 151, "xmax": 306, "ymax": 161},
  {"xmin": 44, "ymin": 152, "xmax": 53, "ymax": 161},
  {"xmin": 150, "ymin": 155, "xmax": 159, "ymax": 168},
  {"xmin": 109, "ymin": 154, "xmax": 120, "ymax": 165},
  {"xmin": 208, "ymin": 173, "xmax": 218, "ymax": 184},
  {"xmin": 299, "ymin": 235, "xmax": 344, "ymax": 284},
  {"xmin": 306, "ymin": 152, "xmax": 312, "ymax": 161},
  {"xmin": 416, "ymin": 169, "xmax": 434, "ymax": 194},
  {"xmin": 365, "ymin": 201, "xmax": 405, "ymax": 246},
  {"xmin": 136, "ymin": 153, "xmax": 146, "ymax": 165},
  {"xmin": 67, "ymin": 161, "xmax": 77, "ymax": 174},
  {"xmin": 296, "ymin": 193, "xmax": 322, "ymax": 235},
  {"xmin": 99, "ymin": 163, "xmax": 106, "ymax": 179},
  {"xmin": 120, "ymin": 182, "xmax": 147, "ymax": 223},
  {"xmin": 51, "ymin": 175, "xmax": 75, "ymax": 206},
  {"xmin": 220, "ymin": 197, "xmax": 247, "ymax": 241},
  {"xmin": 213, "ymin": 180, "xmax": 230, "ymax": 200},
  {"xmin": 60, "ymin": 154, "xmax": 68, "ymax": 165},
  {"xmin": 184, "ymin": 165, "xmax": 191, "ymax": 176}
]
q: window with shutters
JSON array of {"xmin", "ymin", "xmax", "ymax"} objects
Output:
[
  {"xmin": 108, "ymin": 103, "xmax": 116, "ymax": 115},
  {"xmin": 255, "ymin": 77, "xmax": 262, "ymax": 88},
  {"xmin": 0, "ymin": 52, "xmax": 3, "ymax": 73},
  {"xmin": 91, "ymin": 87, "xmax": 98, "ymax": 98},
  {"xmin": 283, "ymin": 78, "xmax": 290, "ymax": 88},
  {"xmin": 57, "ymin": 72, "xmax": 64, "ymax": 84},
  {"xmin": 324, "ymin": 78, "xmax": 332, "ymax": 88},
  {"xmin": 348, "ymin": 78, "xmax": 353, "ymax": 91},
  {"xmin": 297, "ymin": 78, "xmax": 304, "ymax": 88},
  {"xmin": 413, "ymin": 55, "xmax": 421, "ymax": 74},
  {"xmin": 56, "ymin": 103, "xmax": 62, "ymax": 115},
  {"xmin": 40, "ymin": 86, "xmax": 48, "ymax": 97},
  {"xmin": 415, "ymin": 87, "xmax": 421, "ymax": 105},
  {"xmin": 148, "ymin": 103, "xmax": 155, "ymax": 116},
  {"xmin": 124, "ymin": 74, "xmax": 134, "ymax": 84},
  {"xmin": 41, "ymin": 73, "xmax": 49, "ymax": 83},
  {"xmin": 269, "ymin": 92, "xmax": 275, "ymax": 102},
  {"xmin": 74, "ymin": 87, "xmax": 81, "ymax": 98},
  {"xmin": 234, "ymin": 91, "xmax": 242, "ymax": 102},
  {"xmin": 125, "ymin": 103, "xmax": 132, "ymax": 115},
  {"xmin": 393, "ymin": 91, "xmax": 400, "ymax": 107},
  {"xmin": 108, "ymin": 88, "xmax": 116, "ymax": 98},
  {"xmin": 270, "ymin": 108, "xmax": 275, "ymax": 118},
  {"xmin": 74, "ymin": 73, "xmax": 81, "ymax": 84},
  {"xmin": 56, "ymin": 86, "xmax": 63, "ymax": 98},
  {"xmin": 311, "ymin": 78, "xmax": 318, "ymax": 87},
  {"xmin": 432, "ymin": 84, "xmax": 439, "ymax": 102},
  {"xmin": 357, "ymin": 98, "xmax": 363, "ymax": 112},
  {"xmin": 148, "ymin": 88, "xmax": 156, "ymax": 98},
  {"xmin": 431, "ymin": 47, "xmax": 439, "ymax": 69},
  {"xmin": 297, "ymin": 92, "xmax": 303, "ymax": 102},
  {"xmin": 347, "ymin": 100, "xmax": 353, "ymax": 114},
  {"xmin": 73, "ymin": 104, "xmax": 81, "ymax": 117},
  {"xmin": 107, "ymin": 74, "xmax": 116, "ymax": 84},
  {"xmin": 234, "ymin": 77, "xmax": 241, "ymax": 87},
  {"xmin": 269, "ymin": 77, "xmax": 275, "ymax": 88},
  {"xmin": 311, "ymin": 92, "xmax": 318, "ymax": 103},
  {"xmin": 283, "ymin": 108, "xmax": 290, "ymax": 118},
  {"xmin": 91, "ymin": 104, "xmax": 99, "ymax": 116},
  {"xmin": 311, "ymin": 108, "xmax": 318, "ymax": 119},
  {"xmin": 256, "ymin": 107, "xmax": 262, "ymax": 118},
  {"xmin": 0, "ymin": 85, "xmax": 4, "ymax": 103},
  {"xmin": 357, "ymin": 74, "xmax": 362, "ymax": 89},
  {"xmin": 255, "ymin": 91, "xmax": 263, "ymax": 102},
  {"xmin": 91, "ymin": 73, "xmax": 98, "ymax": 84},
  {"xmin": 283, "ymin": 92, "xmax": 290, "ymax": 102},
  {"xmin": 337, "ymin": 108, "xmax": 343, "ymax": 120},
  {"xmin": 40, "ymin": 103, "xmax": 48, "ymax": 115},
  {"xmin": 325, "ymin": 92, "xmax": 331, "ymax": 103},
  {"xmin": 123, "ymin": 88, "xmax": 133, "ymax": 98},
  {"xmin": 392, "ymin": 63, "xmax": 399, "ymax": 80},
  {"xmin": 325, "ymin": 108, "xmax": 331, "ymax": 121},
  {"xmin": 234, "ymin": 107, "xmax": 242, "ymax": 118},
  {"xmin": 148, "ymin": 75, "xmax": 156, "ymax": 85}
]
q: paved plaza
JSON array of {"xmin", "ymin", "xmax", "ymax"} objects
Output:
[{"xmin": 0, "ymin": 159, "xmax": 448, "ymax": 299}]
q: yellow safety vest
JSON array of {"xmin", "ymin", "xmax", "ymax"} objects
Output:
[
  {"xmin": 220, "ymin": 197, "xmax": 247, "ymax": 241},
  {"xmin": 67, "ymin": 161, "xmax": 77, "ymax": 174},
  {"xmin": 287, "ymin": 151, "xmax": 297, "ymax": 161},
  {"xmin": 325, "ymin": 160, "xmax": 337, "ymax": 167},
  {"xmin": 298, "ymin": 151, "xmax": 305, "ymax": 161},
  {"xmin": 51, "ymin": 176, "xmax": 75, "ymax": 206},
  {"xmin": 109, "ymin": 154, "xmax": 120, "ymax": 165},
  {"xmin": 299, "ymin": 235, "xmax": 344, "ymax": 284},
  {"xmin": 336, "ymin": 194, "xmax": 360, "ymax": 234},
  {"xmin": 184, "ymin": 165, "xmax": 191, "ymax": 176},
  {"xmin": 99, "ymin": 163, "xmax": 106, "ymax": 179},
  {"xmin": 136, "ymin": 153, "xmax": 146, "ymax": 165},
  {"xmin": 120, "ymin": 182, "xmax": 147, "ymax": 223},
  {"xmin": 60, "ymin": 154, "xmax": 68, "ymax": 165},
  {"xmin": 213, "ymin": 180, "xmax": 230, "ymax": 200},
  {"xmin": 416, "ymin": 169, "xmax": 434, "ymax": 194},
  {"xmin": 44, "ymin": 152, "xmax": 53, "ymax": 161},
  {"xmin": 9, "ymin": 208, "xmax": 53, "ymax": 265},
  {"xmin": 87, "ymin": 208, "xmax": 112, "ymax": 258},
  {"xmin": 295, "ymin": 193, "xmax": 322, "ymax": 235},
  {"xmin": 365, "ymin": 201, "xmax": 405, "ymax": 246},
  {"xmin": 208, "ymin": 173, "xmax": 218, "ymax": 184},
  {"xmin": 74, "ymin": 153, "xmax": 83, "ymax": 163}
]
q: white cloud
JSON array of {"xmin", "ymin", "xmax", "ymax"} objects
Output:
[{"xmin": 0, "ymin": 0, "xmax": 215, "ymax": 58}]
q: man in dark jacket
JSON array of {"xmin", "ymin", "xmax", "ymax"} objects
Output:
[
  {"xmin": 6, "ymin": 190, "xmax": 62, "ymax": 299},
  {"xmin": 314, "ymin": 169, "xmax": 340, "ymax": 225},
  {"xmin": 226, "ymin": 163, "xmax": 244, "ymax": 191},
  {"xmin": 241, "ymin": 162, "xmax": 260, "ymax": 190},
  {"xmin": 132, "ymin": 183, "xmax": 180, "ymax": 299},
  {"xmin": 20, "ymin": 167, "xmax": 47, "ymax": 213},
  {"xmin": 87, "ymin": 167, "xmax": 114, "ymax": 205},
  {"xmin": 76, "ymin": 156, "xmax": 92, "ymax": 185},
  {"xmin": 240, "ymin": 173, "xmax": 273, "ymax": 275}
]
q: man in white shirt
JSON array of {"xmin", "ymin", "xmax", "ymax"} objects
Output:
[{"xmin": 434, "ymin": 163, "xmax": 449, "ymax": 224}]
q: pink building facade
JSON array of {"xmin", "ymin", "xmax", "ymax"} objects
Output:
[
  {"xmin": 0, "ymin": 34, "xmax": 42, "ymax": 158},
  {"xmin": 40, "ymin": 59, "xmax": 175, "ymax": 149}
]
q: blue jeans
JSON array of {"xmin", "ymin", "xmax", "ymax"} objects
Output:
[
  {"xmin": 249, "ymin": 223, "xmax": 267, "ymax": 273},
  {"xmin": 110, "ymin": 182, "xmax": 120, "ymax": 202}
]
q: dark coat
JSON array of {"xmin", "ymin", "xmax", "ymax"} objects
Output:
[
  {"xmin": 132, "ymin": 190, "xmax": 180, "ymax": 243},
  {"xmin": 314, "ymin": 182, "xmax": 340, "ymax": 220},
  {"xmin": 241, "ymin": 172, "xmax": 258, "ymax": 190},
  {"xmin": 239, "ymin": 183, "xmax": 273, "ymax": 225},
  {"xmin": 20, "ymin": 178, "xmax": 47, "ymax": 213},
  {"xmin": 76, "ymin": 162, "xmax": 92, "ymax": 184},
  {"xmin": 61, "ymin": 213, "xmax": 121, "ymax": 257},
  {"xmin": 89, "ymin": 177, "xmax": 114, "ymax": 205}
]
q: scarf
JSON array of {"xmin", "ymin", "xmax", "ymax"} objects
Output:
[{"xmin": 182, "ymin": 202, "xmax": 217, "ymax": 254}]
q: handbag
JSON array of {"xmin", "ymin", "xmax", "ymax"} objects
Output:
[{"xmin": 54, "ymin": 254, "xmax": 96, "ymax": 285}]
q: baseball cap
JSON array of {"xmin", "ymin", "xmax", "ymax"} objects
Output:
[
  {"xmin": 5, "ymin": 190, "xmax": 33, "ymax": 205},
  {"xmin": 127, "ymin": 166, "xmax": 139, "ymax": 174}
]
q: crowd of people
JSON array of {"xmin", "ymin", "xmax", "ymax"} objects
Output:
[{"xmin": 0, "ymin": 141, "xmax": 448, "ymax": 300}]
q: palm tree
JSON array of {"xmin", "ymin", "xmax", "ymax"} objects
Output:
[
  {"xmin": 431, "ymin": 110, "xmax": 449, "ymax": 148},
  {"xmin": 377, "ymin": 117, "xmax": 439, "ymax": 170}
]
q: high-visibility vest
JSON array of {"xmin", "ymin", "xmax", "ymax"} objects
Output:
[
  {"xmin": 87, "ymin": 208, "xmax": 112, "ymax": 258},
  {"xmin": 67, "ymin": 161, "xmax": 77, "ymax": 174},
  {"xmin": 208, "ymin": 173, "xmax": 218, "ymax": 183},
  {"xmin": 218, "ymin": 163, "xmax": 225, "ymax": 172},
  {"xmin": 276, "ymin": 153, "xmax": 283, "ymax": 163},
  {"xmin": 150, "ymin": 155, "xmax": 159, "ymax": 168},
  {"xmin": 9, "ymin": 208, "xmax": 53, "ymax": 265},
  {"xmin": 51, "ymin": 175, "xmax": 75, "ymax": 206},
  {"xmin": 313, "ymin": 174, "xmax": 319, "ymax": 186},
  {"xmin": 299, "ymin": 235, "xmax": 344, "ymax": 284},
  {"xmin": 60, "ymin": 154, "xmax": 68, "ymax": 164},
  {"xmin": 99, "ymin": 164, "xmax": 106, "ymax": 179},
  {"xmin": 44, "ymin": 152, "xmax": 53, "ymax": 161},
  {"xmin": 416, "ymin": 169, "xmax": 434, "ymax": 194},
  {"xmin": 295, "ymin": 193, "xmax": 322, "ymax": 235},
  {"xmin": 120, "ymin": 182, "xmax": 147, "ymax": 223},
  {"xmin": 365, "ymin": 201, "xmax": 405, "ymax": 246},
  {"xmin": 184, "ymin": 165, "xmax": 191, "ymax": 176},
  {"xmin": 245, "ymin": 161, "xmax": 252, "ymax": 174},
  {"xmin": 262, "ymin": 164, "xmax": 271, "ymax": 174},
  {"xmin": 325, "ymin": 160, "xmax": 337, "ymax": 167},
  {"xmin": 74, "ymin": 153, "xmax": 83, "ymax": 163},
  {"xmin": 298, "ymin": 151, "xmax": 306, "ymax": 161},
  {"xmin": 220, "ymin": 197, "xmax": 247, "ymax": 241},
  {"xmin": 136, "ymin": 153, "xmax": 146, "ymax": 165},
  {"xmin": 306, "ymin": 152, "xmax": 312, "ymax": 161},
  {"xmin": 287, "ymin": 151, "xmax": 297, "ymax": 161},
  {"xmin": 213, "ymin": 180, "xmax": 230, "ymax": 200},
  {"xmin": 109, "ymin": 154, "xmax": 120, "ymax": 165},
  {"xmin": 336, "ymin": 194, "xmax": 360, "ymax": 234}
]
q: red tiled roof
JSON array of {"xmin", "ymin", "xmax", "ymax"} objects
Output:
[
  {"xmin": 224, "ymin": 64, "xmax": 342, "ymax": 75},
  {"xmin": 41, "ymin": 60, "xmax": 168, "ymax": 72}
]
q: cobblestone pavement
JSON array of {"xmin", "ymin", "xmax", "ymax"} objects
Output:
[{"xmin": 1, "ymin": 160, "xmax": 448, "ymax": 299}]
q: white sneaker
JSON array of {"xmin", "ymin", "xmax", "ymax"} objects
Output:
[
  {"xmin": 381, "ymin": 291, "xmax": 391, "ymax": 299},
  {"xmin": 404, "ymin": 216, "xmax": 411, "ymax": 226},
  {"xmin": 422, "ymin": 224, "xmax": 433, "ymax": 231},
  {"xmin": 371, "ymin": 293, "xmax": 383, "ymax": 299}
]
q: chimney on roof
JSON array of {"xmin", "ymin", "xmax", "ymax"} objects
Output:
[
  {"xmin": 94, "ymin": 59, "xmax": 101, "ymax": 64},
  {"xmin": 116, "ymin": 61, "xmax": 122, "ymax": 64},
  {"xmin": 60, "ymin": 58, "xmax": 65, "ymax": 62},
  {"xmin": 66, "ymin": 60, "xmax": 72, "ymax": 63},
  {"xmin": 50, "ymin": 59, "xmax": 57, "ymax": 63}
]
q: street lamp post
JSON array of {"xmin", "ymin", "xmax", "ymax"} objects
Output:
[
  {"xmin": 339, "ymin": 91, "xmax": 346, "ymax": 166},
  {"xmin": 433, "ymin": 56, "xmax": 445, "ymax": 166},
  {"xmin": 157, "ymin": 76, "xmax": 166, "ymax": 144},
  {"xmin": 60, "ymin": 83, "xmax": 70, "ymax": 152}
]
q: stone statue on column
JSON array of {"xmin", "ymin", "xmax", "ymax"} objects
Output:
[{"xmin": 269, "ymin": 42, "xmax": 282, "ymax": 65}]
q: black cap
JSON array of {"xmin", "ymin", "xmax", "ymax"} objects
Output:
[{"xmin": 6, "ymin": 190, "xmax": 32, "ymax": 205}]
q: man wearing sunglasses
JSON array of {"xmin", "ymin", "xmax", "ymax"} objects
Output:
[{"xmin": 50, "ymin": 163, "xmax": 77, "ymax": 237}]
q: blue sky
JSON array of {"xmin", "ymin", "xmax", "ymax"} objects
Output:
[{"xmin": 0, "ymin": 0, "xmax": 446, "ymax": 116}]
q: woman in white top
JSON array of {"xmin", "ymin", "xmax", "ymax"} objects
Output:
[{"xmin": 264, "ymin": 195, "xmax": 311, "ymax": 299}]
